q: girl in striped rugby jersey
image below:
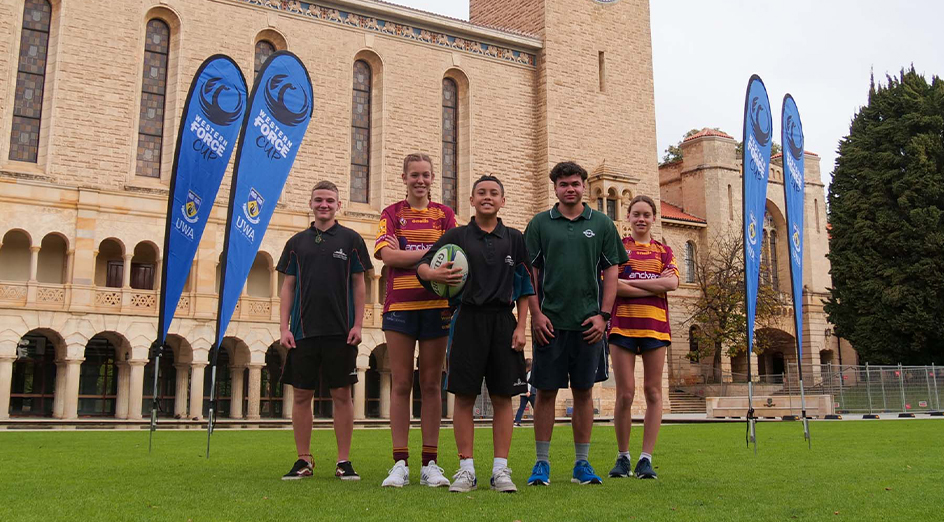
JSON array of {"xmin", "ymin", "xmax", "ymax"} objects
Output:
[
  {"xmin": 375, "ymin": 153, "xmax": 457, "ymax": 488},
  {"xmin": 606, "ymin": 195, "xmax": 679, "ymax": 480}
]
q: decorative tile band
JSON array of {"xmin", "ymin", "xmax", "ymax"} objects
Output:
[{"xmin": 239, "ymin": 0, "xmax": 537, "ymax": 67}]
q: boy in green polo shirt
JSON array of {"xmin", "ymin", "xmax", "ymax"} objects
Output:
[{"xmin": 524, "ymin": 161, "xmax": 628, "ymax": 486}]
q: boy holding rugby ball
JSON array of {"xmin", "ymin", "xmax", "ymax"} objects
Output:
[{"xmin": 417, "ymin": 175, "xmax": 534, "ymax": 493}]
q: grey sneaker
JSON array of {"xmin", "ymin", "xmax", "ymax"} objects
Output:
[
  {"xmin": 490, "ymin": 467, "xmax": 517, "ymax": 493},
  {"xmin": 420, "ymin": 461, "xmax": 451, "ymax": 487},
  {"xmin": 448, "ymin": 468, "xmax": 478, "ymax": 493}
]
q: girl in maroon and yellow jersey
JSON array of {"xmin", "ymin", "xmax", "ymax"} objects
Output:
[
  {"xmin": 374, "ymin": 153, "xmax": 456, "ymax": 488},
  {"xmin": 606, "ymin": 195, "xmax": 679, "ymax": 480}
]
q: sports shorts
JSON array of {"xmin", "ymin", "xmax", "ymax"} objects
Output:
[{"xmin": 282, "ymin": 335, "xmax": 357, "ymax": 390}]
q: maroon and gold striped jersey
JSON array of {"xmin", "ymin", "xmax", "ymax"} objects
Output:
[
  {"xmin": 374, "ymin": 200, "xmax": 457, "ymax": 313},
  {"xmin": 609, "ymin": 237, "xmax": 679, "ymax": 342}
]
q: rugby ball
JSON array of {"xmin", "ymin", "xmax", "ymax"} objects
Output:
[{"xmin": 429, "ymin": 244, "xmax": 469, "ymax": 298}]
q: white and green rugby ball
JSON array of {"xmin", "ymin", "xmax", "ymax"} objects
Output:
[{"xmin": 429, "ymin": 243, "xmax": 469, "ymax": 298}]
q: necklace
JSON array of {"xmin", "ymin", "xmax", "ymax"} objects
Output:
[{"xmin": 315, "ymin": 228, "xmax": 323, "ymax": 244}]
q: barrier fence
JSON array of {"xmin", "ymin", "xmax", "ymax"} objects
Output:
[{"xmin": 673, "ymin": 362, "xmax": 942, "ymax": 416}]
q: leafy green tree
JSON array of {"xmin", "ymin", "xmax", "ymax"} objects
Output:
[
  {"xmin": 661, "ymin": 128, "xmax": 702, "ymax": 165},
  {"xmin": 825, "ymin": 67, "xmax": 944, "ymax": 365}
]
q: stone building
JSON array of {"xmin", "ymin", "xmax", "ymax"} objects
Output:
[
  {"xmin": 657, "ymin": 129, "xmax": 857, "ymax": 398},
  {"xmin": 0, "ymin": 0, "xmax": 663, "ymax": 421}
]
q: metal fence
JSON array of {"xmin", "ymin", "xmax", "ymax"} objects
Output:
[{"xmin": 673, "ymin": 362, "xmax": 942, "ymax": 415}]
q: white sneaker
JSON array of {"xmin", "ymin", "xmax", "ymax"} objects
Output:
[
  {"xmin": 490, "ymin": 467, "xmax": 517, "ymax": 493},
  {"xmin": 420, "ymin": 461, "xmax": 451, "ymax": 487},
  {"xmin": 381, "ymin": 460, "xmax": 410, "ymax": 487},
  {"xmin": 448, "ymin": 469, "xmax": 478, "ymax": 493}
]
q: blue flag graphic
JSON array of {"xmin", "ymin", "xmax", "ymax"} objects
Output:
[
  {"xmin": 157, "ymin": 55, "xmax": 247, "ymax": 345},
  {"xmin": 741, "ymin": 75, "xmax": 773, "ymax": 357},
  {"xmin": 214, "ymin": 51, "xmax": 313, "ymax": 344},
  {"xmin": 781, "ymin": 95, "xmax": 805, "ymax": 359}
]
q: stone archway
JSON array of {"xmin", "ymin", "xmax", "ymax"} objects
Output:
[
  {"xmin": 756, "ymin": 328, "xmax": 796, "ymax": 385},
  {"xmin": 8, "ymin": 329, "xmax": 65, "ymax": 417}
]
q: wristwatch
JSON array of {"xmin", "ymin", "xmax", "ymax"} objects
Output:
[{"xmin": 599, "ymin": 311, "xmax": 611, "ymax": 322}]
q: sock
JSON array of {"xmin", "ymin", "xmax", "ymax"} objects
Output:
[
  {"xmin": 393, "ymin": 447, "xmax": 409, "ymax": 467},
  {"xmin": 618, "ymin": 450, "xmax": 631, "ymax": 460},
  {"xmin": 492, "ymin": 457, "xmax": 508, "ymax": 475},
  {"xmin": 421, "ymin": 445, "xmax": 438, "ymax": 467},
  {"xmin": 535, "ymin": 440, "xmax": 551, "ymax": 464},
  {"xmin": 639, "ymin": 452, "xmax": 652, "ymax": 463},
  {"xmin": 575, "ymin": 442, "xmax": 590, "ymax": 464},
  {"xmin": 459, "ymin": 458, "xmax": 475, "ymax": 473}
]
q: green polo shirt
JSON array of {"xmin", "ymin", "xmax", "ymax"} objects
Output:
[{"xmin": 524, "ymin": 203, "xmax": 628, "ymax": 330}]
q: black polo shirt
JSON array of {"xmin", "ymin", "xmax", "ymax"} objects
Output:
[
  {"xmin": 419, "ymin": 217, "xmax": 534, "ymax": 308},
  {"xmin": 276, "ymin": 222, "xmax": 373, "ymax": 339}
]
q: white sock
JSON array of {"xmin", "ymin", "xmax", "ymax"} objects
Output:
[
  {"xmin": 492, "ymin": 457, "xmax": 508, "ymax": 475},
  {"xmin": 618, "ymin": 451, "xmax": 631, "ymax": 460},
  {"xmin": 639, "ymin": 452, "xmax": 652, "ymax": 463},
  {"xmin": 459, "ymin": 458, "xmax": 475, "ymax": 473}
]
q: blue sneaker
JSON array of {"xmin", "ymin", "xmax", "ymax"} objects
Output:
[
  {"xmin": 608, "ymin": 455, "xmax": 633, "ymax": 478},
  {"xmin": 527, "ymin": 461, "xmax": 550, "ymax": 486},
  {"xmin": 571, "ymin": 460, "xmax": 603, "ymax": 485},
  {"xmin": 634, "ymin": 458, "xmax": 657, "ymax": 479}
]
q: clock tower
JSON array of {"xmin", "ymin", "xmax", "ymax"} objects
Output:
[{"xmin": 470, "ymin": 0, "xmax": 660, "ymax": 222}]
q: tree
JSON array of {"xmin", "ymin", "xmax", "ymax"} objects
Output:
[
  {"xmin": 684, "ymin": 228, "xmax": 782, "ymax": 380},
  {"xmin": 735, "ymin": 140, "xmax": 781, "ymax": 160},
  {"xmin": 661, "ymin": 128, "xmax": 702, "ymax": 165},
  {"xmin": 825, "ymin": 67, "xmax": 944, "ymax": 365}
]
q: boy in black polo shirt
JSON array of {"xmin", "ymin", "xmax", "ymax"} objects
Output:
[
  {"xmin": 277, "ymin": 180, "xmax": 372, "ymax": 481},
  {"xmin": 417, "ymin": 175, "xmax": 534, "ymax": 493}
]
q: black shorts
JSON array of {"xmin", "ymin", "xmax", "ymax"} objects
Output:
[
  {"xmin": 382, "ymin": 308, "xmax": 452, "ymax": 340},
  {"xmin": 531, "ymin": 329, "xmax": 607, "ymax": 391},
  {"xmin": 281, "ymin": 335, "xmax": 357, "ymax": 390},
  {"xmin": 445, "ymin": 305, "xmax": 528, "ymax": 397},
  {"xmin": 609, "ymin": 334, "xmax": 670, "ymax": 355}
]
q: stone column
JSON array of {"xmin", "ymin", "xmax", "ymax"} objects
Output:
[
  {"xmin": 282, "ymin": 384, "xmax": 294, "ymax": 419},
  {"xmin": 153, "ymin": 257, "xmax": 162, "ymax": 291},
  {"xmin": 189, "ymin": 362, "xmax": 206, "ymax": 419},
  {"xmin": 379, "ymin": 371, "xmax": 391, "ymax": 419},
  {"xmin": 269, "ymin": 268, "xmax": 278, "ymax": 298},
  {"xmin": 114, "ymin": 362, "xmax": 130, "ymax": 419},
  {"xmin": 127, "ymin": 361, "xmax": 146, "ymax": 420},
  {"xmin": 174, "ymin": 364, "xmax": 189, "ymax": 418},
  {"xmin": 229, "ymin": 366, "xmax": 244, "ymax": 419},
  {"xmin": 370, "ymin": 274, "xmax": 381, "ymax": 304},
  {"xmin": 446, "ymin": 393, "xmax": 455, "ymax": 419},
  {"xmin": 121, "ymin": 254, "xmax": 133, "ymax": 289},
  {"xmin": 0, "ymin": 355, "xmax": 15, "ymax": 420},
  {"xmin": 353, "ymin": 368, "xmax": 367, "ymax": 420},
  {"xmin": 53, "ymin": 361, "xmax": 66, "ymax": 418},
  {"xmin": 65, "ymin": 249, "xmax": 75, "ymax": 284},
  {"xmin": 247, "ymin": 364, "xmax": 262, "ymax": 420},
  {"xmin": 61, "ymin": 358, "xmax": 83, "ymax": 419},
  {"xmin": 28, "ymin": 245, "xmax": 40, "ymax": 282}
]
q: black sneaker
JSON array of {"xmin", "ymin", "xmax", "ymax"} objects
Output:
[
  {"xmin": 282, "ymin": 459, "xmax": 313, "ymax": 480},
  {"xmin": 634, "ymin": 458, "xmax": 657, "ymax": 479},
  {"xmin": 608, "ymin": 455, "xmax": 633, "ymax": 478},
  {"xmin": 336, "ymin": 461, "xmax": 361, "ymax": 481}
]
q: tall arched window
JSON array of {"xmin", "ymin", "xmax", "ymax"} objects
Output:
[
  {"xmin": 769, "ymin": 229, "xmax": 780, "ymax": 291},
  {"xmin": 685, "ymin": 241, "xmax": 696, "ymax": 283},
  {"xmin": 135, "ymin": 19, "xmax": 171, "ymax": 178},
  {"xmin": 254, "ymin": 40, "xmax": 275, "ymax": 80},
  {"xmin": 727, "ymin": 184, "xmax": 733, "ymax": 221},
  {"xmin": 9, "ymin": 0, "xmax": 52, "ymax": 163},
  {"xmin": 442, "ymin": 78, "xmax": 458, "ymax": 211},
  {"xmin": 350, "ymin": 60, "xmax": 371, "ymax": 203}
]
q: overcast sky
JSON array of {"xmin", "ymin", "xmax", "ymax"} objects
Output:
[{"xmin": 391, "ymin": 0, "xmax": 944, "ymax": 186}]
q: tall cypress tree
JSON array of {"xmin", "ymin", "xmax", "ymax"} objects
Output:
[{"xmin": 826, "ymin": 67, "xmax": 944, "ymax": 364}]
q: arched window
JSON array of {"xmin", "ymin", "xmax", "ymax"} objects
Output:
[
  {"xmin": 78, "ymin": 336, "xmax": 120, "ymax": 416},
  {"xmin": 815, "ymin": 199, "xmax": 821, "ymax": 233},
  {"xmin": 769, "ymin": 229, "xmax": 780, "ymax": 291},
  {"xmin": 685, "ymin": 241, "xmax": 696, "ymax": 284},
  {"xmin": 350, "ymin": 60, "xmax": 371, "ymax": 203},
  {"xmin": 8, "ymin": 0, "xmax": 52, "ymax": 163},
  {"xmin": 442, "ymin": 78, "xmax": 458, "ymax": 211},
  {"xmin": 727, "ymin": 184, "xmax": 733, "ymax": 221},
  {"xmin": 135, "ymin": 19, "xmax": 171, "ymax": 178},
  {"xmin": 254, "ymin": 40, "xmax": 275, "ymax": 80}
]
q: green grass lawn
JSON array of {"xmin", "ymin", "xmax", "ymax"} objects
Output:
[{"xmin": 1, "ymin": 420, "xmax": 942, "ymax": 521}]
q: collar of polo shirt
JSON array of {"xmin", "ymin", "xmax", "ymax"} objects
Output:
[
  {"xmin": 470, "ymin": 216, "xmax": 506, "ymax": 238},
  {"xmin": 549, "ymin": 202, "xmax": 592, "ymax": 221},
  {"xmin": 310, "ymin": 221, "xmax": 340, "ymax": 234}
]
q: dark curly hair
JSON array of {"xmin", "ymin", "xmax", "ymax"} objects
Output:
[{"xmin": 549, "ymin": 161, "xmax": 588, "ymax": 183}]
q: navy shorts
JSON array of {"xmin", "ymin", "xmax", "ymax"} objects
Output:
[
  {"xmin": 382, "ymin": 308, "xmax": 452, "ymax": 340},
  {"xmin": 531, "ymin": 329, "xmax": 607, "ymax": 391},
  {"xmin": 609, "ymin": 334, "xmax": 670, "ymax": 355}
]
